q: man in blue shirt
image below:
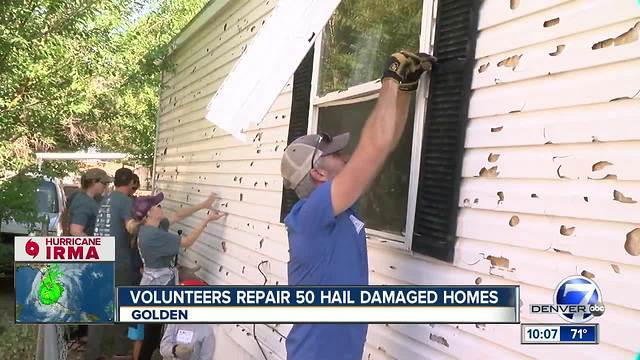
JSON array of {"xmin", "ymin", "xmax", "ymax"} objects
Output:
[{"xmin": 280, "ymin": 51, "xmax": 435, "ymax": 359}]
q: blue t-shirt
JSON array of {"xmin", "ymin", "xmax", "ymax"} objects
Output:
[{"xmin": 284, "ymin": 181, "xmax": 368, "ymax": 360}]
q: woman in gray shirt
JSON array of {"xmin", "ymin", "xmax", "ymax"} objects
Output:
[{"xmin": 127, "ymin": 192, "xmax": 225, "ymax": 360}]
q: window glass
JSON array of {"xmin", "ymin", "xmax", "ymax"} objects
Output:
[
  {"xmin": 318, "ymin": 96, "xmax": 415, "ymax": 236},
  {"xmin": 318, "ymin": 0, "xmax": 423, "ymax": 96},
  {"xmin": 36, "ymin": 181, "xmax": 59, "ymax": 213}
]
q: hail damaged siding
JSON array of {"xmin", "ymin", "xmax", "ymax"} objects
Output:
[{"xmin": 156, "ymin": 0, "xmax": 640, "ymax": 358}]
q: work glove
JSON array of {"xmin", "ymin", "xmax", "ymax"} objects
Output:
[
  {"xmin": 381, "ymin": 51, "xmax": 437, "ymax": 91},
  {"xmin": 399, "ymin": 52, "xmax": 437, "ymax": 91},
  {"xmin": 173, "ymin": 344, "xmax": 193, "ymax": 359}
]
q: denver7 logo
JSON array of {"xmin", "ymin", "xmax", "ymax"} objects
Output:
[{"xmin": 555, "ymin": 276, "xmax": 603, "ymax": 323}]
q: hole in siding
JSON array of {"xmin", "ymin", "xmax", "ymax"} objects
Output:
[
  {"xmin": 479, "ymin": 166, "xmax": 499, "ymax": 177},
  {"xmin": 239, "ymin": 177, "xmax": 243, "ymax": 184},
  {"xmin": 307, "ymin": 32, "xmax": 316, "ymax": 43},
  {"xmin": 254, "ymin": 181, "xmax": 258, "ymax": 187},
  {"xmin": 592, "ymin": 161, "xmax": 613, "ymax": 171},
  {"xmin": 610, "ymin": 96, "xmax": 632, "ymax": 102},
  {"xmin": 556, "ymin": 165, "xmax": 569, "ymax": 179},
  {"xmin": 225, "ymin": 272, "xmax": 229, "ymax": 276},
  {"xmin": 429, "ymin": 334, "xmax": 450, "ymax": 347},
  {"xmin": 488, "ymin": 153, "xmax": 500, "ymax": 162},
  {"xmin": 509, "ymin": 216, "xmax": 520, "ymax": 227},
  {"xmin": 163, "ymin": 147, "xmax": 167, "ymax": 155},
  {"xmin": 581, "ymin": 270, "xmax": 595, "ymax": 279},
  {"xmin": 531, "ymin": 193, "xmax": 538, "ymax": 198},
  {"xmin": 264, "ymin": 181, "xmax": 268, "ymax": 187},
  {"xmin": 223, "ymin": 23, "xmax": 227, "ymax": 31},
  {"xmin": 473, "ymin": 198, "xmax": 479, "ymax": 205},
  {"xmin": 475, "ymin": 323, "xmax": 486, "ymax": 330},
  {"xmin": 259, "ymin": 238, "xmax": 264, "ymax": 249},
  {"xmin": 560, "ymin": 225, "xmax": 575, "ymax": 236},
  {"xmin": 625, "ymin": 228, "xmax": 640, "ymax": 256},
  {"xmin": 613, "ymin": 190, "xmax": 637, "ymax": 203},
  {"xmin": 549, "ymin": 44, "xmax": 565, "ymax": 56},
  {"xmin": 275, "ymin": 281, "xmax": 279, "ymax": 285},
  {"xmin": 583, "ymin": 196, "xmax": 589, "ymax": 202},
  {"xmin": 611, "ymin": 264, "xmax": 620, "ymax": 273},
  {"xmin": 216, "ymin": 163, "xmax": 221, "ymax": 168},
  {"xmin": 553, "ymin": 248, "xmax": 572, "ymax": 255},
  {"xmin": 478, "ymin": 62, "xmax": 490, "ymax": 73},
  {"xmin": 486, "ymin": 255, "xmax": 509, "ymax": 268},
  {"xmin": 592, "ymin": 22, "xmax": 639, "ymax": 50},
  {"xmin": 242, "ymin": 266, "xmax": 245, "ymax": 274},
  {"xmin": 221, "ymin": 242, "xmax": 227, "ymax": 253},
  {"xmin": 389, "ymin": 265, "xmax": 396, "ymax": 270},
  {"xmin": 543, "ymin": 17, "xmax": 560, "ymax": 27},
  {"xmin": 510, "ymin": 0, "xmax": 520, "ymax": 10},
  {"xmin": 497, "ymin": 191, "xmax": 504, "ymax": 205},
  {"xmin": 249, "ymin": 161, "xmax": 254, "ymax": 167},
  {"xmin": 497, "ymin": 54, "xmax": 522, "ymax": 71},
  {"xmin": 250, "ymin": 25, "xmax": 256, "ymax": 32},
  {"xmin": 463, "ymin": 198, "xmax": 471, "ymax": 207},
  {"xmin": 475, "ymin": 277, "xmax": 482, "ymax": 285},
  {"xmin": 491, "ymin": 126, "xmax": 503, "ymax": 133},
  {"xmin": 274, "ymin": 145, "xmax": 280, "ymax": 151},
  {"xmin": 218, "ymin": 266, "xmax": 223, "ymax": 272},
  {"xmin": 239, "ymin": 193, "xmax": 243, "ymax": 201}
]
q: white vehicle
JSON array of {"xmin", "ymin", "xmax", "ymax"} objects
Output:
[{"xmin": 1, "ymin": 178, "xmax": 66, "ymax": 236}]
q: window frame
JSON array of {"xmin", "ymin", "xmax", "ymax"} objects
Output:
[{"xmin": 305, "ymin": 0, "xmax": 439, "ymax": 249}]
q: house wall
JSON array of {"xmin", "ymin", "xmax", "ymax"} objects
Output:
[{"xmin": 155, "ymin": 0, "xmax": 640, "ymax": 358}]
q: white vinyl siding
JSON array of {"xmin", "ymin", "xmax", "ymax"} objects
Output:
[{"xmin": 156, "ymin": 0, "xmax": 640, "ymax": 358}]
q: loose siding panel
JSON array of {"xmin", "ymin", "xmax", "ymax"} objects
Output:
[
  {"xmin": 157, "ymin": 0, "xmax": 640, "ymax": 359},
  {"xmin": 155, "ymin": 1, "xmax": 290, "ymax": 358}
]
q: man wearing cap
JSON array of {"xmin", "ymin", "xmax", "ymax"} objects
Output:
[
  {"xmin": 87, "ymin": 167, "xmax": 138, "ymax": 360},
  {"xmin": 68, "ymin": 168, "xmax": 111, "ymax": 236},
  {"xmin": 280, "ymin": 51, "xmax": 435, "ymax": 359}
]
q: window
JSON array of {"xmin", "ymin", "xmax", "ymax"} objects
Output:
[
  {"xmin": 281, "ymin": 0, "xmax": 479, "ymax": 262},
  {"xmin": 317, "ymin": 98, "xmax": 415, "ymax": 236},
  {"xmin": 308, "ymin": 0, "xmax": 427, "ymax": 244},
  {"xmin": 36, "ymin": 181, "xmax": 59, "ymax": 213}
]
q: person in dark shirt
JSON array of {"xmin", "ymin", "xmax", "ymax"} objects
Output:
[{"xmin": 87, "ymin": 167, "xmax": 137, "ymax": 360}]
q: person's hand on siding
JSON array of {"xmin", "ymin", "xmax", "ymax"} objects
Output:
[
  {"xmin": 199, "ymin": 193, "xmax": 219, "ymax": 210},
  {"xmin": 206, "ymin": 210, "xmax": 227, "ymax": 222}
]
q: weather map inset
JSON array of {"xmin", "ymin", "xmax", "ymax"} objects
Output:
[{"xmin": 15, "ymin": 262, "xmax": 114, "ymax": 323}]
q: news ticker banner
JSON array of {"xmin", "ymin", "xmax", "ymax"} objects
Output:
[
  {"xmin": 14, "ymin": 237, "xmax": 115, "ymax": 324},
  {"xmin": 117, "ymin": 286, "xmax": 520, "ymax": 323},
  {"xmin": 521, "ymin": 323, "xmax": 598, "ymax": 344}
]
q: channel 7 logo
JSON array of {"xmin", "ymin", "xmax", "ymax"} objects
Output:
[{"xmin": 530, "ymin": 275, "xmax": 605, "ymax": 323}]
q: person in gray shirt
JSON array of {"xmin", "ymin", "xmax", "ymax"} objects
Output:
[
  {"xmin": 68, "ymin": 168, "xmax": 111, "ymax": 236},
  {"xmin": 88, "ymin": 167, "xmax": 137, "ymax": 360}
]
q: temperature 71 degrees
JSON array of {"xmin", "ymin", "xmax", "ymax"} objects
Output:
[{"xmin": 571, "ymin": 328, "xmax": 587, "ymax": 339}]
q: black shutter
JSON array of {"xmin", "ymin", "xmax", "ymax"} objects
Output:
[
  {"xmin": 412, "ymin": 0, "xmax": 480, "ymax": 262},
  {"xmin": 279, "ymin": 48, "xmax": 315, "ymax": 223}
]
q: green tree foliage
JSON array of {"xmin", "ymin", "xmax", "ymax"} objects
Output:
[
  {"xmin": 0, "ymin": 0, "xmax": 207, "ymax": 225},
  {"xmin": 319, "ymin": 0, "xmax": 423, "ymax": 95}
]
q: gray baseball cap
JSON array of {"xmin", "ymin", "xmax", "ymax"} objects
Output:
[
  {"xmin": 83, "ymin": 168, "xmax": 112, "ymax": 183},
  {"xmin": 281, "ymin": 132, "xmax": 350, "ymax": 195}
]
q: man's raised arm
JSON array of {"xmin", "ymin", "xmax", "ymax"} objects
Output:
[{"xmin": 331, "ymin": 51, "xmax": 435, "ymax": 215}]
